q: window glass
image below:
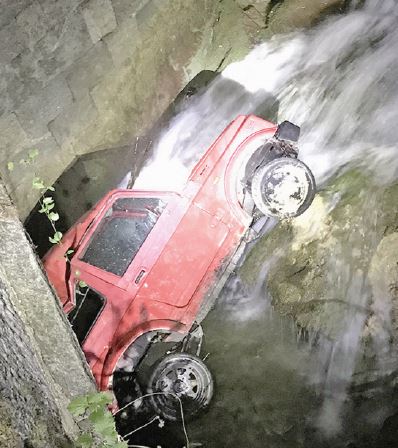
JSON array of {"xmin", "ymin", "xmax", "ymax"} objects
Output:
[
  {"xmin": 68, "ymin": 284, "xmax": 105, "ymax": 345},
  {"xmin": 81, "ymin": 197, "xmax": 167, "ymax": 276}
]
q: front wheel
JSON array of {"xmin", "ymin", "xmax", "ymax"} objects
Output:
[
  {"xmin": 251, "ymin": 157, "xmax": 316, "ymax": 218},
  {"xmin": 148, "ymin": 353, "xmax": 214, "ymax": 421}
]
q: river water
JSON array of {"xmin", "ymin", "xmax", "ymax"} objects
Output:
[{"xmin": 132, "ymin": 1, "xmax": 398, "ymax": 447}]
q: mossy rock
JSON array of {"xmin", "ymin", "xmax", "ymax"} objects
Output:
[{"xmin": 240, "ymin": 169, "xmax": 398, "ymax": 342}]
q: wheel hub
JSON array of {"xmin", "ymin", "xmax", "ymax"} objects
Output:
[
  {"xmin": 149, "ymin": 353, "xmax": 214, "ymax": 421},
  {"xmin": 251, "ymin": 157, "xmax": 316, "ymax": 218},
  {"xmin": 173, "ymin": 379, "xmax": 189, "ymax": 394}
]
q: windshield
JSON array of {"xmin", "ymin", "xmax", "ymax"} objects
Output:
[{"xmin": 80, "ymin": 197, "xmax": 167, "ymax": 276}]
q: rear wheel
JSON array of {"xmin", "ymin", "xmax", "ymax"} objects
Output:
[
  {"xmin": 148, "ymin": 353, "xmax": 214, "ymax": 421},
  {"xmin": 251, "ymin": 157, "xmax": 316, "ymax": 218}
]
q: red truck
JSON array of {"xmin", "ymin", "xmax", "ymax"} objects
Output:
[{"xmin": 43, "ymin": 114, "xmax": 315, "ymax": 420}]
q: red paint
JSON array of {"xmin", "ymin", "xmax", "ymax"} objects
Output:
[{"xmin": 43, "ymin": 115, "xmax": 278, "ymax": 390}]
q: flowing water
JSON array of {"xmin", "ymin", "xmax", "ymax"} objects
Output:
[
  {"xmin": 128, "ymin": 1, "xmax": 398, "ymax": 446},
  {"xmin": 135, "ymin": 1, "xmax": 398, "ymax": 192}
]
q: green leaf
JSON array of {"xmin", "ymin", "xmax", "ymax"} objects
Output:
[
  {"xmin": 28, "ymin": 148, "xmax": 39, "ymax": 160},
  {"xmin": 113, "ymin": 442, "xmax": 129, "ymax": 448},
  {"xmin": 67, "ymin": 395, "xmax": 88, "ymax": 416},
  {"xmin": 47, "ymin": 185, "xmax": 55, "ymax": 191},
  {"xmin": 32, "ymin": 177, "xmax": 45, "ymax": 190},
  {"xmin": 87, "ymin": 391, "xmax": 113, "ymax": 408},
  {"xmin": 102, "ymin": 428, "xmax": 120, "ymax": 445},
  {"xmin": 88, "ymin": 408, "xmax": 104, "ymax": 424},
  {"xmin": 43, "ymin": 197, "xmax": 54, "ymax": 205},
  {"xmin": 89, "ymin": 408, "xmax": 116, "ymax": 438},
  {"xmin": 48, "ymin": 212, "xmax": 59, "ymax": 222},
  {"xmin": 49, "ymin": 231, "xmax": 62, "ymax": 244},
  {"xmin": 46, "ymin": 203, "xmax": 55, "ymax": 211},
  {"xmin": 66, "ymin": 249, "xmax": 74, "ymax": 255},
  {"xmin": 7, "ymin": 162, "xmax": 14, "ymax": 171},
  {"xmin": 93, "ymin": 417, "xmax": 116, "ymax": 439},
  {"xmin": 78, "ymin": 280, "xmax": 87, "ymax": 288},
  {"xmin": 75, "ymin": 433, "xmax": 93, "ymax": 448}
]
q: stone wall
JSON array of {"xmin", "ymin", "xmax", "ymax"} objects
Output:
[
  {"xmin": 0, "ymin": 0, "xmax": 346, "ymax": 219},
  {"xmin": 0, "ymin": 181, "xmax": 95, "ymax": 446},
  {"xmin": 0, "ymin": 0, "xmax": 217, "ymax": 218}
]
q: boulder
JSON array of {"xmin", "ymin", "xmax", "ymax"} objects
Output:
[{"xmin": 240, "ymin": 169, "xmax": 398, "ymax": 385}]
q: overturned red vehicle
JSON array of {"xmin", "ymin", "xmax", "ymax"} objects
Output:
[{"xmin": 43, "ymin": 114, "xmax": 315, "ymax": 419}]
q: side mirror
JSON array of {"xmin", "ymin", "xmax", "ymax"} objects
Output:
[{"xmin": 274, "ymin": 121, "xmax": 300, "ymax": 143}]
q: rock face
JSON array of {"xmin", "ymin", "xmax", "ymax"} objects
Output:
[
  {"xmin": 240, "ymin": 170, "xmax": 398, "ymax": 385},
  {"xmin": 0, "ymin": 182, "xmax": 95, "ymax": 446},
  {"xmin": 0, "ymin": 0, "xmax": 347, "ymax": 219}
]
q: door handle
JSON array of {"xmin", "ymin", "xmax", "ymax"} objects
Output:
[{"xmin": 135, "ymin": 269, "xmax": 146, "ymax": 284}]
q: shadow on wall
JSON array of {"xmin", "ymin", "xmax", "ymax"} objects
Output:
[{"xmin": 24, "ymin": 70, "xmax": 279, "ymax": 257}]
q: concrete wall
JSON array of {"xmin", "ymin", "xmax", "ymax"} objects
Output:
[
  {"xmin": 0, "ymin": 181, "xmax": 95, "ymax": 446},
  {"xmin": 0, "ymin": 0, "xmax": 345, "ymax": 219}
]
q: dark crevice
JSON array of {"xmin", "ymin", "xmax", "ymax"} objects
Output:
[
  {"xmin": 287, "ymin": 261, "xmax": 310, "ymax": 278},
  {"xmin": 264, "ymin": 0, "xmax": 284, "ymax": 26},
  {"xmin": 215, "ymin": 47, "xmax": 232, "ymax": 72}
]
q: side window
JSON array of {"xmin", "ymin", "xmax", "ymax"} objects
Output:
[
  {"xmin": 80, "ymin": 197, "xmax": 167, "ymax": 276},
  {"xmin": 68, "ymin": 283, "xmax": 105, "ymax": 345}
]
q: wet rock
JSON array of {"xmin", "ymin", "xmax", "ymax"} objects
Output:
[
  {"xmin": 240, "ymin": 169, "xmax": 398, "ymax": 385},
  {"xmin": 376, "ymin": 412, "xmax": 398, "ymax": 448},
  {"xmin": 267, "ymin": 0, "xmax": 347, "ymax": 34}
]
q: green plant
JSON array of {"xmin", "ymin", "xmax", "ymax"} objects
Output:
[
  {"xmin": 8, "ymin": 149, "xmax": 63, "ymax": 245},
  {"xmin": 69, "ymin": 391, "xmax": 192, "ymax": 448},
  {"xmin": 32, "ymin": 176, "xmax": 62, "ymax": 244},
  {"xmin": 68, "ymin": 392, "xmax": 127, "ymax": 448}
]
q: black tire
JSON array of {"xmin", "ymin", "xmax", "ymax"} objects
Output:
[
  {"xmin": 251, "ymin": 157, "xmax": 316, "ymax": 218},
  {"xmin": 148, "ymin": 353, "xmax": 214, "ymax": 421}
]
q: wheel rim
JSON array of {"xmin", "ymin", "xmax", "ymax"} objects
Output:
[
  {"xmin": 251, "ymin": 157, "xmax": 316, "ymax": 218},
  {"xmin": 149, "ymin": 353, "xmax": 213, "ymax": 421}
]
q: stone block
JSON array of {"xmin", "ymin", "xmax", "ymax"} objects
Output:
[
  {"xmin": 111, "ymin": 0, "xmax": 150, "ymax": 24},
  {"xmin": 104, "ymin": 16, "xmax": 140, "ymax": 67},
  {"xmin": 10, "ymin": 12, "xmax": 93, "ymax": 89},
  {"xmin": 1, "ymin": 133, "xmax": 61, "ymax": 187},
  {"xmin": 31, "ymin": 13, "xmax": 93, "ymax": 80},
  {"xmin": 0, "ymin": 0, "xmax": 30, "ymax": 29},
  {"xmin": 48, "ymin": 94, "xmax": 98, "ymax": 147},
  {"xmin": 0, "ymin": 66, "xmax": 20, "ymax": 115},
  {"xmin": 89, "ymin": 69, "xmax": 121, "ymax": 111},
  {"xmin": 8, "ymin": 50, "xmax": 48, "ymax": 107},
  {"xmin": 135, "ymin": 0, "xmax": 161, "ymax": 30},
  {"xmin": 66, "ymin": 41, "xmax": 114, "ymax": 98},
  {"xmin": 1, "ymin": 134, "xmax": 74, "ymax": 218},
  {"xmin": 0, "ymin": 114, "xmax": 28, "ymax": 162},
  {"xmin": 15, "ymin": 77, "xmax": 73, "ymax": 138},
  {"xmin": 83, "ymin": 0, "xmax": 117, "ymax": 44},
  {"xmin": 37, "ymin": 0, "xmax": 82, "ymax": 35},
  {"xmin": 16, "ymin": 1, "xmax": 51, "ymax": 48},
  {"xmin": 6, "ymin": 1, "xmax": 68, "ymax": 109},
  {"xmin": 0, "ymin": 19, "xmax": 27, "ymax": 65}
]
